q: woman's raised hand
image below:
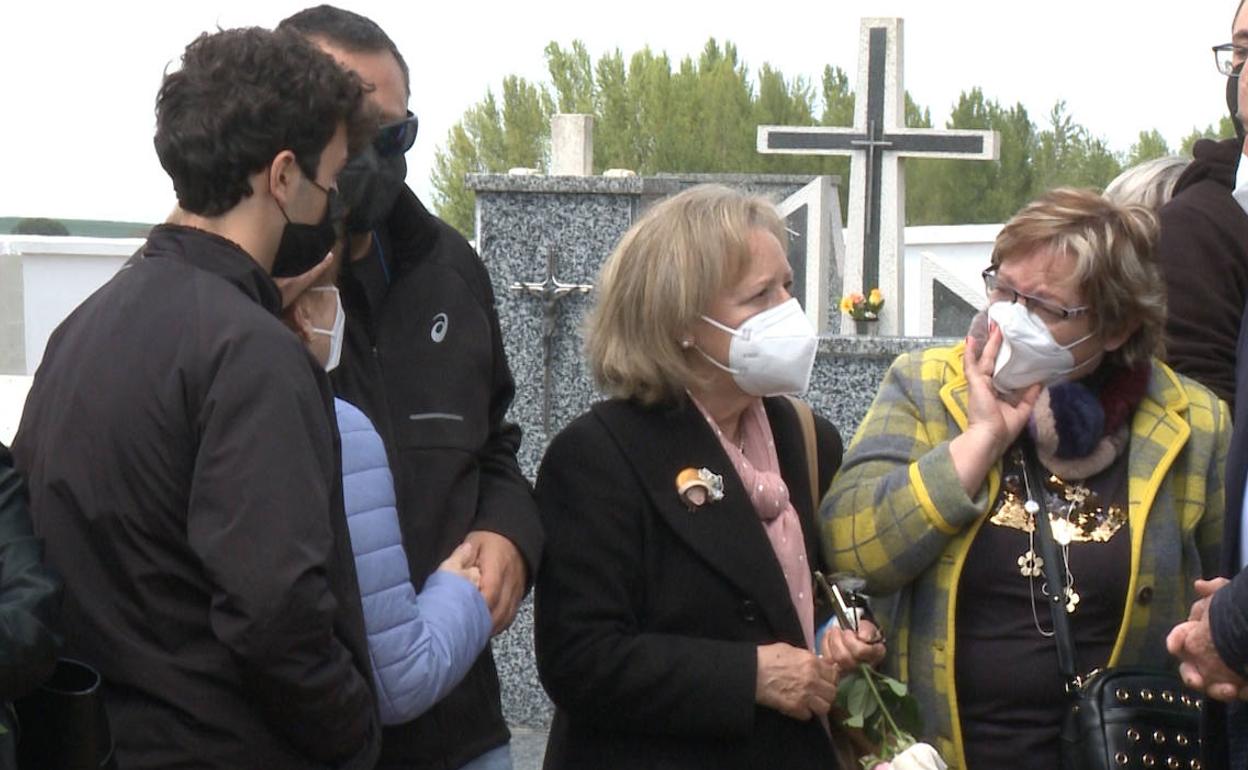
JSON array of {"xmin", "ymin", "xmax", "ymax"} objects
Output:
[{"xmin": 949, "ymin": 322, "xmax": 1041, "ymax": 496}]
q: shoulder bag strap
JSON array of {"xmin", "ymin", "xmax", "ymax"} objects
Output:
[
  {"xmin": 784, "ymin": 395, "xmax": 821, "ymax": 510},
  {"xmin": 1020, "ymin": 438, "xmax": 1083, "ymax": 688}
]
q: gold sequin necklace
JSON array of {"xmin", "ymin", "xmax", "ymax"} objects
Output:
[{"xmin": 991, "ymin": 447, "xmax": 1128, "ymax": 635}]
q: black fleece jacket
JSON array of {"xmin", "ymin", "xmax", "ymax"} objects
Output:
[{"xmin": 1157, "ymin": 136, "xmax": 1248, "ymax": 407}]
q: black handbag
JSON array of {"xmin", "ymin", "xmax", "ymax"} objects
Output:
[
  {"xmin": 1020, "ymin": 440, "xmax": 1204, "ymax": 770},
  {"xmin": 14, "ymin": 658, "xmax": 117, "ymax": 770}
]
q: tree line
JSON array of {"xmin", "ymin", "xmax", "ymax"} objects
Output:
[{"xmin": 431, "ymin": 39, "xmax": 1234, "ymax": 237}]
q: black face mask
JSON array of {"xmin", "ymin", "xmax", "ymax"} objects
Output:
[
  {"xmin": 338, "ymin": 147, "xmax": 407, "ymax": 234},
  {"xmin": 1228, "ymin": 63, "xmax": 1246, "ymax": 142},
  {"xmin": 271, "ymin": 185, "xmax": 342, "ymax": 278}
]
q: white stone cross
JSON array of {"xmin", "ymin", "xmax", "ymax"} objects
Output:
[{"xmin": 757, "ymin": 17, "xmax": 998, "ymax": 335}]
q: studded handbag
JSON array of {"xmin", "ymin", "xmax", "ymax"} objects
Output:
[
  {"xmin": 1060, "ymin": 667, "xmax": 1203, "ymax": 770},
  {"xmin": 1020, "ymin": 441, "xmax": 1204, "ymax": 770}
]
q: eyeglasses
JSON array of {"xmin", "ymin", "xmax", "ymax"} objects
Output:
[
  {"xmin": 1213, "ymin": 43, "xmax": 1248, "ymax": 76},
  {"xmin": 982, "ymin": 266, "xmax": 1089, "ymax": 323},
  {"xmin": 374, "ymin": 111, "xmax": 419, "ymax": 156}
]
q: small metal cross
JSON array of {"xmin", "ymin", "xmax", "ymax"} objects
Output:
[{"xmin": 509, "ymin": 245, "xmax": 593, "ymax": 434}]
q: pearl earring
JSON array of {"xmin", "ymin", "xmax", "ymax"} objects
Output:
[{"xmin": 680, "ymin": 339, "xmax": 693, "ymax": 349}]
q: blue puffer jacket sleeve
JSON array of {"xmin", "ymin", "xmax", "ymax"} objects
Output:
[{"xmin": 335, "ymin": 399, "xmax": 492, "ymax": 725}]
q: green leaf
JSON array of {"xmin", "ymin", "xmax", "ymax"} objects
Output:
[
  {"xmin": 844, "ymin": 711, "xmax": 865, "ymax": 728},
  {"xmin": 835, "ymin": 672, "xmax": 860, "ymax": 711},
  {"xmin": 846, "ymin": 675, "xmax": 870, "ymax": 716},
  {"xmin": 861, "ymin": 692, "xmax": 879, "ymax": 720},
  {"xmin": 894, "ymin": 692, "xmax": 924, "ymax": 737},
  {"xmin": 881, "ymin": 675, "xmax": 908, "ymax": 697}
]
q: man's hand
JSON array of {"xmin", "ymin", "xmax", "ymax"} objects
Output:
[
  {"xmin": 1166, "ymin": 578, "xmax": 1248, "ymax": 702},
  {"xmin": 1186, "ymin": 577, "xmax": 1231, "ymax": 622},
  {"xmin": 465, "ymin": 530, "xmax": 527, "ymax": 636}
]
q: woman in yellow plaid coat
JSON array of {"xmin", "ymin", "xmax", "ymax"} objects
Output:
[{"xmin": 821, "ymin": 189, "xmax": 1228, "ymax": 770}]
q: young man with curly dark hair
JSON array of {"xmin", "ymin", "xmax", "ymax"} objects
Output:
[
  {"xmin": 12, "ymin": 27, "xmax": 381, "ymax": 770},
  {"xmin": 276, "ymin": 8, "xmax": 544, "ymax": 770}
]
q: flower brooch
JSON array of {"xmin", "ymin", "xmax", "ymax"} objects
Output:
[{"xmin": 676, "ymin": 467, "xmax": 724, "ymax": 510}]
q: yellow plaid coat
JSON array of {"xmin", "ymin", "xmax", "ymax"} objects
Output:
[{"xmin": 821, "ymin": 344, "xmax": 1227, "ymax": 770}]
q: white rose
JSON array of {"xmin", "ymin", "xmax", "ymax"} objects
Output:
[{"xmin": 889, "ymin": 743, "xmax": 948, "ymax": 770}]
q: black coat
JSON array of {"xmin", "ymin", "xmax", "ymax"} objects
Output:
[
  {"xmin": 0, "ymin": 442, "xmax": 60, "ymax": 769},
  {"xmin": 1205, "ymin": 298, "xmax": 1248, "ymax": 770},
  {"xmin": 332, "ymin": 189, "xmax": 543, "ymax": 768},
  {"xmin": 534, "ymin": 396, "xmax": 844, "ymax": 770},
  {"xmin": 1158, "ymin": 137, "xmax": 1248, "ymax": 407},
  {"xmin": 13, "ymin": 225, "xmax": 379, "ymax": 770}
]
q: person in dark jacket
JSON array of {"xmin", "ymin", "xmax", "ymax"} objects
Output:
[
  {"xmin": 12, "ymin": 28, "xmax": 380, "ymax": 770},
  {"xmin": 1157, "ymin": 0, "xmax": 1248, "ymax": 407},
  {"xmin": 535, "ymin": 185, "xmax": 879, "ymax": 770},
  {"xmin": 1168, "ymin": 296, "xmax": 1248, "ymax": 770},
  {"xmin": 0, "ymin": 442, "xmax": 60, "ymax": 770},
  {"xmin": 279, "ymin": 8, "xmax": 544, "ymax": 769}
]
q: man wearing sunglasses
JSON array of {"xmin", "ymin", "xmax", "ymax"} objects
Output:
[
  {"xmin": 279, "ymin": 8, "xmax": 543, "ymax": 770},
  {"xmin": 1156, "ymin": 0, "xmax": 1248, "ymax": 410}
]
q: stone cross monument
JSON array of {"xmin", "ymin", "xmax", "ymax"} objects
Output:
[{"xmin": 757, "ymin": 17, "xmax": 998, "ymax": 335}]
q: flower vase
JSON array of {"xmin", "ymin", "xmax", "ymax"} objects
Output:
[{"xmin": 855, "ymin": 319, "xmax": 880, "ymax": 336}]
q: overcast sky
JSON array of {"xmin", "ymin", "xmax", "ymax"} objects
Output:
[{"xmin": 1, "ymin": 0, "xmax": 1237, "ymax": 223}]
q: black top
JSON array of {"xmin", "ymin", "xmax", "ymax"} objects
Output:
[
  {"xmin": 13, "ymin": 225, "xmax": 379, "ymax": 770},
  {"xmin": 535, "ymin": 396, "xmax": 843, "ymax": 770},
  {"xmin": 331, "ymin": 190, "xmax": 544, "ymax": 768},
  {"xmin": 956, "ymin": 446, "xmax": 1131, "ymax": 770}
]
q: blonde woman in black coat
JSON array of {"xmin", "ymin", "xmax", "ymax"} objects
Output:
[{"xmin": 534, "ymin": 185, "xmax": 884, "ymax": 770}]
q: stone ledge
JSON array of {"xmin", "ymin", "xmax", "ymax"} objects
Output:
[
  {"xmin": 467, "ymin": 172, "xmax": 838, "ymax": 195},
  {"xmin": 819, "ymin": 334, "xmax": 958, "ymax": 359}
]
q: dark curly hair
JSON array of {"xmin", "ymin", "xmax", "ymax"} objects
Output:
[
  {"xmin": 278, "ymin": 5, "xmax": 410, "ymax": 96},
  {"xmin": 154, "ymin": 27, "xmax": 372, "ymax": 216}
]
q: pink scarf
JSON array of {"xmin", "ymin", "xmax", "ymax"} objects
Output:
[{"xmin": 691, "ymin": 396, "xmax": 816, "ymax": 649}]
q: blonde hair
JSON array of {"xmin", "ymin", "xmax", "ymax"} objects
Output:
[
  {"xmin": 585, "ymin": 184, "xmax": 787, "ymax": 405},
  {"xmin": 991, "ymin": 188, "xmax": 1164, "ymax": 367},
  {"xmin": 1103, "ymin": 155, "xmax": 1189, "ymax": 212}
]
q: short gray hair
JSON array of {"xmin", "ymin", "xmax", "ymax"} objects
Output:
[{"xmin": 1103, "ymin": 155, "xmax": 1190, "ymax": 212}]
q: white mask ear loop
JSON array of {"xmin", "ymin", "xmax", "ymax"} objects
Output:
[
  {"xmin": 692, "ymin": 344, "xmax": 739, "ymax": 375},
  {"xmin": 693, "ymin": 315, "xmax": 742, "ymax": 374},
  {"xmin": 1057, "ymin": 328, "xmax": 1095, "ymax": 352},
  {"xmin": 1057, "ymin": 335, "xmax": 1102, "ymax": 380},
  {"xmin": 700, "ymin": 314, "xmax": 741, "ymax": 337}
]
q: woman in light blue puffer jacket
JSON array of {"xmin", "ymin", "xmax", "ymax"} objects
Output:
[
  {"xmin": 337, "ymin": 397, "xmax": 493, "ymax": 724},
  {"xmin": 287, "ymin": 280, "xmax": 492, "ymax": 725}
]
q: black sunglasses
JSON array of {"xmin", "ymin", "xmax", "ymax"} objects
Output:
[{"xmin": 375, "ymin": 111, "xmax": 419, "ymax": 157}]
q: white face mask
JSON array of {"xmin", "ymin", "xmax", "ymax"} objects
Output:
[
  {"xmin": 308, "ymin": 286, "xmax": 345, "ymax": 372},
  {"xmin": 987, "ymin": 301, "xmax": 1094, "ymax": 394},
  {"xmin": 697, "ymin": 298, "xmax": 819, "ymax": 397}
]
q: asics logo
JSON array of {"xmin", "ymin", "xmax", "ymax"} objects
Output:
[{"xmin": 431, "ymin": 313, "xmax": 449, "ymax": 343}]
